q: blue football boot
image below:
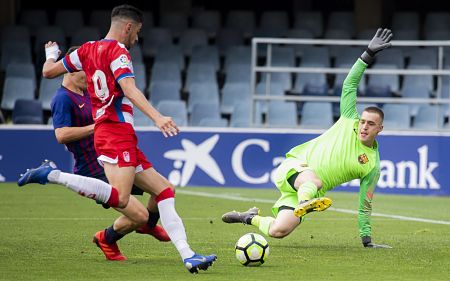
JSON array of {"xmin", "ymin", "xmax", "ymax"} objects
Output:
[
  {"xmin": 17, "ymin": 160, "xmax": 58, "ymax": 187},
  {"xmin": 184, "ymin": 253, "xmax": 217, "ymax": 274}
]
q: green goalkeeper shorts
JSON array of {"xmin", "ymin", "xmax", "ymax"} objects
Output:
[{"xmin": 272, "ymin": 157, "xmax": 313, "ymax": 217}]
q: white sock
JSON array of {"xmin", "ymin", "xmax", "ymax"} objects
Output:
[
  {"xmin": 47, "ymin": 170, "xmax": 112, "ymax": 203},
  {"xmin": 158, "ymin": 198, "xmax": 195, "ymax": 260}
]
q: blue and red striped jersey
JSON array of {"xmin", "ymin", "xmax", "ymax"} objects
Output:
[{"xmin": 51, "ymin": 86, "xmax": 103, "ymax": 177}]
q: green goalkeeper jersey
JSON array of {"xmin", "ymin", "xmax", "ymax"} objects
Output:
[{"xmin": 286, "ymin": 58, "xmax": 380, "ymax": 237}]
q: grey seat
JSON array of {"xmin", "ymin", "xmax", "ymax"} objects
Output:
[
  {"xmin": 294, "ymin": 11, "xmax": 323, "ymax": 38},
  {"xmin": 230, "ymin": 101, "xmax": 262, "ymax": 127},
  {"xmin": 259, "ymin": 11, "xmax": 289, "ymax": 36},
  {"xmin": 267, "ymin": 101, "xmax": 298, "ymax": 128},
  {"xmin": 300, "ymin": 102, "xmax": 333, "ymax": 129},
  {"xmin": 129, "ymin": 44, "xmax": 144, "ymax": 64},
  {"xmin": 285, "ymin": 29, "xmax": 315, "ymax": 58},
  {"xmin": 225, "ymin": 46, "xmax": 252, "ymax": 68},
  {"xmin": 133, "ymin": 62, "xmax": 147, "ymax": 92},
  {"xmin": 187, "ymin": 83, "xmax": 220, "ymax": 113},
  {"xmin": 225, "ymin": 64, "xmax": 251, "ymax": 84},
  {"xmin": 198, "ymin": 118, "xmax": 228, "ymax": 127},
  {"xmin": 1, "ymin": 25, "xmax": 30, "ymax": 43},
  {"xmin": 190, "ymin": 102, "xmax": 221, "ymax": 126},
  {"xmin": 39, "ymin": 76, "xmax": 64, "ymax": 110},
  {"xmin": 1, "ymin": 42, "xmax": 33, "ymax": 71},
  {"xmin": 192, "ymin": 10, "xmax": 221, "ymax": 38},
  {"xmin": 382, "ymin": 104, "xmax": 411, "ymax": 130},
  {"xmin": 413, "ymin": 105, "xmax": 444, "ymax": 130},
  {"xmin": 70, "ymin": 26, "xmax": 100, "ymax": 46},
  {"xmin": 1, "ymin": 77, "xmax": 35, "ymax": 110},
  {"xmin": 179, "ymin": 29, "xmax": 208, "ymax": 56},
  {"xmin": 35, "ymin": 26, "xmax": 66, "ymax": 59},
  {"xmin": 221, "ymin": 82, "xmax": 251, "ymax": 114},
  {"xmin": 216, "ymin": 28, "xmax": 245, "ymax": 56},
  {"xmin": 190, "ymin": 45, "xmax": 220, "ymax": 71},
  {"xmin": 185, "ymin": 64, "xmax": 217, "ymax": 91},
  {"xmin": 149, "ymin": 63, "xmax": 182, "ymax": 90},
  {"xmin": 5, "ymin": 63, "xmax": 37, "ymax": 90},
  {"xmin": 153, "ymin": 44, "xmax": 184, "ymax": 71},
  {"xmin": 226, "ymin": 10, "xmax": 255, "ymax": 38},
  {"xmin": 142, "ymin": 28, "xmax": 173, "ymax": 57},
  {"xmin": 133, "ymin": 108, "xmax": 154, "ymax": 127},
  {"xmin": 148, "ymin": 81, "xmax": 181, "ymax": 107},
  {"xmin": 157, "ymin": 100, "xmax": 188, "ymax": 126},
  {"xmin": 326, "ymin": 11, "xmax": 355, "ymax": 37},
  {"xmin": 160, "ymin": 11, "xmax": 188, "ymax": 39},
  {"xmin": 12, "ymin": 99, "xmax": 43, "ymax": 124},
  {"xmin": 367, "ymin": 64, "xmax": 399, "ymax": 95},
  {"xmin": 19, "ymin": 10, "xmax": 49, "ymax": 35},
  {"xmin": 89, "ymin": 10, "xmax": 110, "ymax": 36},
  {"xmin": 55, "ymin": 9, "xmax": 84, "ymax": 39}
]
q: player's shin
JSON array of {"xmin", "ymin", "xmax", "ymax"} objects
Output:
[
  {"xmin": 297, "ymin": 181, "xmax": 318, "ymax": 202},
  {"xmin": 251, "ymin": 216, "xmax": 275, "ymax": 236},
  {"xmin": 47, "ymin": 171, "xmax": 119, "ymax": 207},
  {"xmin": 156, "ymin": 188, "xmax": 195, "ymax": 260}
]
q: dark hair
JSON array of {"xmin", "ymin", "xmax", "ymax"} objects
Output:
[
  {"xmin": 111, "ymin": 4, "xmax": 143, "ymax": 23},
  {"xmin": 363, "ymin": 106, "xmax": 384, "ymax": 122},
  {"xmin": 65, "ymin": 46, "xmax": 80, "ymax": 56}
]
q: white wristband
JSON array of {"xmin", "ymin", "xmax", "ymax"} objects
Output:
[{"xmin": 45, "ymin": 44, "xmax": 60, "ymax": 61}]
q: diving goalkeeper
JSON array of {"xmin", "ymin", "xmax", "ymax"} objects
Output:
[{"xmin": 222, "ymin": 28, "xmax": 393, "ymax": 248}]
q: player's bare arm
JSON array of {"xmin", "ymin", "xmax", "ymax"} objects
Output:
[
  {"xmin": 42, "ymin": 41, "xmax": 68, "ymax": 78},
  {"xmin": 54, "ymin": 124, "xmax": 95, "ymax": 144},
  {"xmin": 118, "ymin": 77, "xmax": 180, "ymax": 137}
]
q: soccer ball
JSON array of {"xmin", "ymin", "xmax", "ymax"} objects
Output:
[{"xmin": 235, "ymin": 233, "xmax": 269, "ymax": 266}]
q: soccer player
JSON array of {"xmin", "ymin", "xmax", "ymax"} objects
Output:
[
  {"xmin": 18, "ymin": 5, "xmax": 216, "ymax": 273},
  {"xmin": 222, "ymin": 28, "xmax": 393, "ymax": 249},
  {"xmin": 50, "ymin": 46, "xmax": 170, "ymax": 241}
]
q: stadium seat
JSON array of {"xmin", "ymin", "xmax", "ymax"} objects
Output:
[
  {"xmin": 190, "ymin": 45, "xmax": 220, "ymax": 71},
  {"xmin": 185, "ymin": 64, "xmax": 217, "ymax": 91},
  {"xmin": 179, "ymin": 29, "xmax": 208, "ymax": 56},
  {"xmin": 225, "ymin": 46, "xmax": 252, "ymax": 69},
  {"xmin": 226, "ymin": 10, "xmax": 255, "ymax": 38},
  {"xmin": 300, "ymin": 102, "xmax": 333, "ymax": 129},
  {"xmin": 38, "ymin": 76, "xmax": 64, "ymax": 111},
  {"xmin": 293, "ymin": 11, "xmax": 323, "ymax": 38},
  {"xmin": 129, "ymin": 44, "xmax": 144, "ymax": 63},
  {"xmin": 334, "ymin": 46, "xmax": 363, "ymax": 67},
  {"xmin": 153, "ymin": 44, "xmax": 184, "ymax": 71},
  {"xmin": 70, "ymin": 26, "xmax": 100, "ymax": 46},
  {"xmin": 260, "ymin": 72, "xmax": 292, "ymax": 91},
  {"xmin": 192, "ymin": 10, "xmax": 221, "ymax": 38},
  {"xmin": 55, "ymin": 10, "xmax": 84, "ymax": 39},
  {"xmin": 0, "ymin": 42, "xmax": 33, "ymax": 71},
  {"xmin": 301, "ymin": 47, "xmax": 330, "ymax": 67},
  {"xmin": 89, "ymin": 10, "xmax": 110, "ymax": 36},
  {"xmin": 1, "ymin": 25, "xmax": 30, "ymax": 44},
  {"xmin": 142, "ymin": 28, "xmax": 173, "ymax": 57},
  {"xmin": 424, "ymin": 12, "xmax": 450, "ymax": 37},
  {"xmin": 267, "ymin": 101, "xmax": 298, "ymax": 127},
  {"xmin": 230, "ymin": 101, "xmax": 262, "ymax": 127},
  {"xmin": 224, "ymin": 64, "xmax": 251, "ymax": 84},
  {"xmin": 216, "ymin": 28, "xmax": 245, "ymax": 56},
  {"xmin": 326, "ymin": 11, "xmax": 355, "ymax": 37},
  {"xmin": 382, "ymin": 104, "xmax": 411, "ymax": 129},
  {"xmin": 187, "ymin": 83, "xmax": 220, "ymax": 113},
  {"xmin": 357, "ymin": 28, "xmax": 378, "ymax": 40},
  {"xmin": 1, "ymin": 77, "xmax": 35, "ymax": 110},
  {"xmin": 12, "ymin": 99, "xmax": 43, "ymax": 125},
  {"xmin": 148, "ymin": 81, "xmax": 181, "ymax": 107},
  {"xmin": 149, "ymin": 63, "xmax": 182, "ymax": 91},
  {"xmin": 221, "ymin": 82, "xmax": 251, "ymax": 114},
  {"xmin": 392, "ymin": 12, "xmax": 420, "ymax": 32},
  {"xmin": 366, "ymin": 64, "xmax": 399, "ymax": 95},
  {"xmin": 5, "ymin": 63, "xmax": 37, "ymax": 90},
  {"xmin": 190, "ymin": 102, "xmax": 221, "ymax": 126},
  {"xmin": 408, "ymin": 48, "xmax": 437, "ymax": 68},
  {"xmin": 294, "ymin": 69, "xmax": 328, "ymax": 95},
  {"xmin": 285, "ymin": 29, "xmax": 315, "ymax": 57},
  {"xmin": 19, "ymin": 10, "xmax": 49, "ymax": 35},
  {"xmin": 35, "ymin": 26, "xmax": 66, "ymax": 62},
  {"xmin": 259, "ymin": 11, "xmax": 289, "ymax": 35},
  {"xmin": 333, "ymin": 63, "xmax": 366, "ymax": 96},
  {"xmin": 133, "ymin": 108, "xmax": 154, "ymax": 127},
  {"xmin": 157, "ymin": 100, "xmax": 188, "ymax": 126},
  {"xmin": 402, "ymin": 82, "xmax": 433, "ymax": 117},
  {"xmin": 356, "ymin": 103, "xmax": 378, "ymax": 115},
  {"xmin": 160, "ymin": 11, "xmax": 188, "ymax": 39},
  {"xmin": 133, "ymin": 62, "xmax": 147, "ymax": 93},
  {"xmin": 413, "ymin": 105, "xmax": 444, "ymax": 130},
  {"xmin": 198, "ymin": 118, "xmax": 229, "ymax": 127},
  {"xmin": 375, "ymin": 49, "xmax": 405, "ymax": 69},
  {"xmin": 139, "ymin": 11, "xmax": 154, "ymax": 40}
]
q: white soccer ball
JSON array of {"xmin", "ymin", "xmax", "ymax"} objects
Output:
[{"xmin": 235, "ymin": 233, "xmax": 269, "ymax": 266}]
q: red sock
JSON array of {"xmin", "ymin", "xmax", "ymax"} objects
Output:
[
  {"xmin": 155, "ymin": 187, "xmax": 175, "ymax": 203},
  {"xmin": 107, "ymin": 187, "xmax": 119, "ymax": 207}
]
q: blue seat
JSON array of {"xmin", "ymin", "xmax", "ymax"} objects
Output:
[
  {"xmin": 294, "ymin": 11, "xmax": 323, "ymax": 38},
  {"xmin": 153, "ymin": 44, "xmax": 184, "ymax": 71},
  {"xmin": 425, "ymin": 30, "xmax": 450, "ymax": 40},
  {"xmin": 285, "ymin": 29, "xmax": 315, "ymax": 57},
  {"xmin": 35, "ymin": 26, "xmax": 66, "ymax": 59},
  {"xmin": 187, "ymin": 83, "xmax": 220, "ymax": 113},
  {"xmin": 375, "ymin": 49, "xmax": 405, "ymax": 69},
  {"xmin": 192, "ymin": 10, "xmax": 221, "ymax": 38},
  {"xmin": 324, "ymin": 29, "xmax": 352, "ymax": 59},
  {"xmin": 133, "ymin": 62, "xmax": 147, "ymax": 93},
  {"xmin": 408, "ymin": 48, "xmax": 437, "ymax": 68},
  {"xmin": 185, "ymin": 64, "xmax": 217, "ymax": 91},
  {"xmin": 424, "ymin": 12, "xmax": 450, "ymax": 37},
  {"xmin": 19, "ymin": 10, "xmax": 49, "ymax": 35},
  {"xmin": 1, "ymin": 25, "xmax": 30, "ymax": 43},
  {"xmin": 139, "ymin": 11, "xmax": 154, "ymax": 42},
  {"xmin": 225, "ymin": 64, "xmax": 251, "ymax": 84},
  {"xmin": 259, "ymin": 11, "xmax": 289, "ymax": 35},
  {"xmin": 6, "ymin": 63, "xmax": 37, "ymax": 90},
  {"xmin": 198, "ymin": 118, "xmax": 228, "ymax": 127},
  {"xmin": 70, "ymin": 26, "xmax": 100, "ymax": 46},
  {"xmin": 225, "ymin": 46, "xmax": 252, "ymax": 68},
  {"xmin": 148, "ymin": 81, "xmax": 181, "ymax": 107},
  {"xmin": 356, "ymin": 103, "xmax": 378, "ymax": 116},
  {"xmin": 221, "ymin": 82, "xmax": 251, "ymax": 114},
  {"xmin": 149, "ymin": 63, "xmax": 181, "ymax": 90},
  {"xmin": 157, "ymin": 100, "xmax": 188, "ymax": 126},
  {"xmin": 334, "ymin": 46, "xmax": 363, "ymax": 66},
  {"xmin": 294, "ymin": 65, "xmax": 328, "ymax": 95},
  {"xmin": 413, "ymin": 105, "xmax": 444, "ymax": 130},
  {"xmin": 89, "ymin": 10, "xmax": 110, "ymax": 36},
  {"xmin": 357, "ymin": 28, "xmax": 378, "ymax": 40},
  {"xmin": 216, "ymin": 28, "xmax": 244, "ymax": 56},
  {"xmin": 1, "ymin": 77, "xmax": 35, "ymax": 110},
  {"xmin": 300, "ymin": 102, "xmax": 333, "ymax": 129},
  {"xmin": 260, "ymin": 73, "xmax": 292, "ymax": 91},
  {"xmin": 1, "ymin": 42, "xmax": 33, "ymax": 71},
  {"xmin": 129, "ymin": 44, "xmax": 144, "ymax": 64},
  {"xmin": 334, "ymin": 63, "xmax": 366, "ymax": 96},
  {"xmin": 382, "ymin": 104, "xmax": 411, "ymax": 130},
  {"xmin": 367, "ymin": 64, "xmax": 399, "ymax": 95},
  {"xmin": 133, "ymin": 108, "xmax": 154, "ymax": 127},
  {"xmin": 226, "ymin": 10, "xmax": 255, "ymax": 38},
  {"xmin": 190, "ymin": 102, "xmax": 221, "ymax": 126},
  {"xmin": 392, "ymin": 12, "xmax": 420, "ymax": 32},
  {"xmin": 326, "ymin": 11, "xmax": 355, "ymax": 37},
  {"xmin": 190, "ymin": 45, "xmax": 220, "ymax": 71},
  {"xmin": 142, "ymin": 28, "xmax": 173, "ymax": 57},
  {"xmin": 402, "ymin": 82, "xmax": 432, "ymax": 117},
  {"xmin": 301, "ymin": 47, "xmax": 330, "ymax": 67},
  {"xmin": 267, "ymin": 101, "xmax": 298, "ymax": 128},
  {"xmin": 230, "ymin": 101, "xmax": 262, "ymax": 127},
  {"xmin": 55, "ymin": 10, "xmax": 84, "ymax": 39},
  {"xmin": 179, "ymin": 29, "xmax": 208, "ymax": 56},
  {"xmin": 160, "ymin": 11, "xmax": 188, "ymax": 39},
  {"xmin": 38, "ymin": 76, "xmax": 64, "ymax": 110},
  {"xmin": 12, "ymin": 99, "xmax": 43, "ymax": 124}
]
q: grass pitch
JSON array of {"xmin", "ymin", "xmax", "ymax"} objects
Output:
[{"xmin": 0, "ymin": 183, "xmax": 449, "ymax": 281}]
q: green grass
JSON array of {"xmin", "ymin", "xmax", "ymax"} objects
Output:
[{"xmin": 0, "ymin": 183, "xmax": 449, "ymax": 281}]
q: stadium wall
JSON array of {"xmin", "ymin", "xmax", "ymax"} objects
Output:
[{"xmin": 0, "ymin": 126, "xmax": 448, "ymax": 196}]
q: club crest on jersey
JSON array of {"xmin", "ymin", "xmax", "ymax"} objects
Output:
[
  {"xmin": 358, "ymin": 153, "xmax": 369, "ymax": 164},
  {"xmin": 123, "ymin": 151, "xmax": 130, "ymax": 162}
]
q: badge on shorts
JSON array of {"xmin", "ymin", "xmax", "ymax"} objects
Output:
[
  {"xmin": 358, "ymin": 153, "xmax": 369, "ymax": 164},
  {"xmin": 123, "ymin": 151, "xmax": 130, "ymax": 162}
]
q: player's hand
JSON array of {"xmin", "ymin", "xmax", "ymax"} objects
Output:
[
  {"xmin": 45, "ymin": 41, "xmax": 61, "ymax": 61},
  {"xmin": 367, "ymin": 28, "xmax": 393, "ymax": 54},
  {"xmin": 155, "ymin": 115, "xmax": 180, "ymax": 138}
]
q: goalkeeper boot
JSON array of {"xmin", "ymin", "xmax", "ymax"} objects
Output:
[
  {"xmin": 136, "ymin": 224, "xmax": 170, "ymax": 242},
  {"xmin": 18, "ymin": 160, "xmax": 58, "ymax": 187},
  {"xmin": 222, "ymin": 207, "xmax": 260, "ymax": 224},
  {"xmin": 294, "ymin": 197, "xmax": 332, "ymax": 218},
  {"xmin": 184, "ymin": 253, "xmax": 217, "ymax": 274},
  {"xmin": 93, "ymin": 230, "xmax": 127, "ymax": 261}
]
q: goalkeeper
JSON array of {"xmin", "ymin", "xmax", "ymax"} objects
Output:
[{"xmin": 222, "ymin": 28, "xmax": 393, "ymax": 248}]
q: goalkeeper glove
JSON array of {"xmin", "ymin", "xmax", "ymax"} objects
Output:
[
  {"xmin": 360, "ymin": 28, "xmax": 393, "ymax": 65},
  {"xmin": 362, "ymin": 236, "xmax": 392, "ymax": 248}
]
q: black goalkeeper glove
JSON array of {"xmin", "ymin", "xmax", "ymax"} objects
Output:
[
  {"xmin": 362, "ymin": 236, "xmax": 392, "ymax": 249},
  {"xmin": 360, "ymin": 28, "xmax": 393, "ymax": 65}
]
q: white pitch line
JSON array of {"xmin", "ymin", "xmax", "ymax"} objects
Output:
[{"xmin": 176, "ymin": 189, "xmax": 450, "ymax": 226}]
